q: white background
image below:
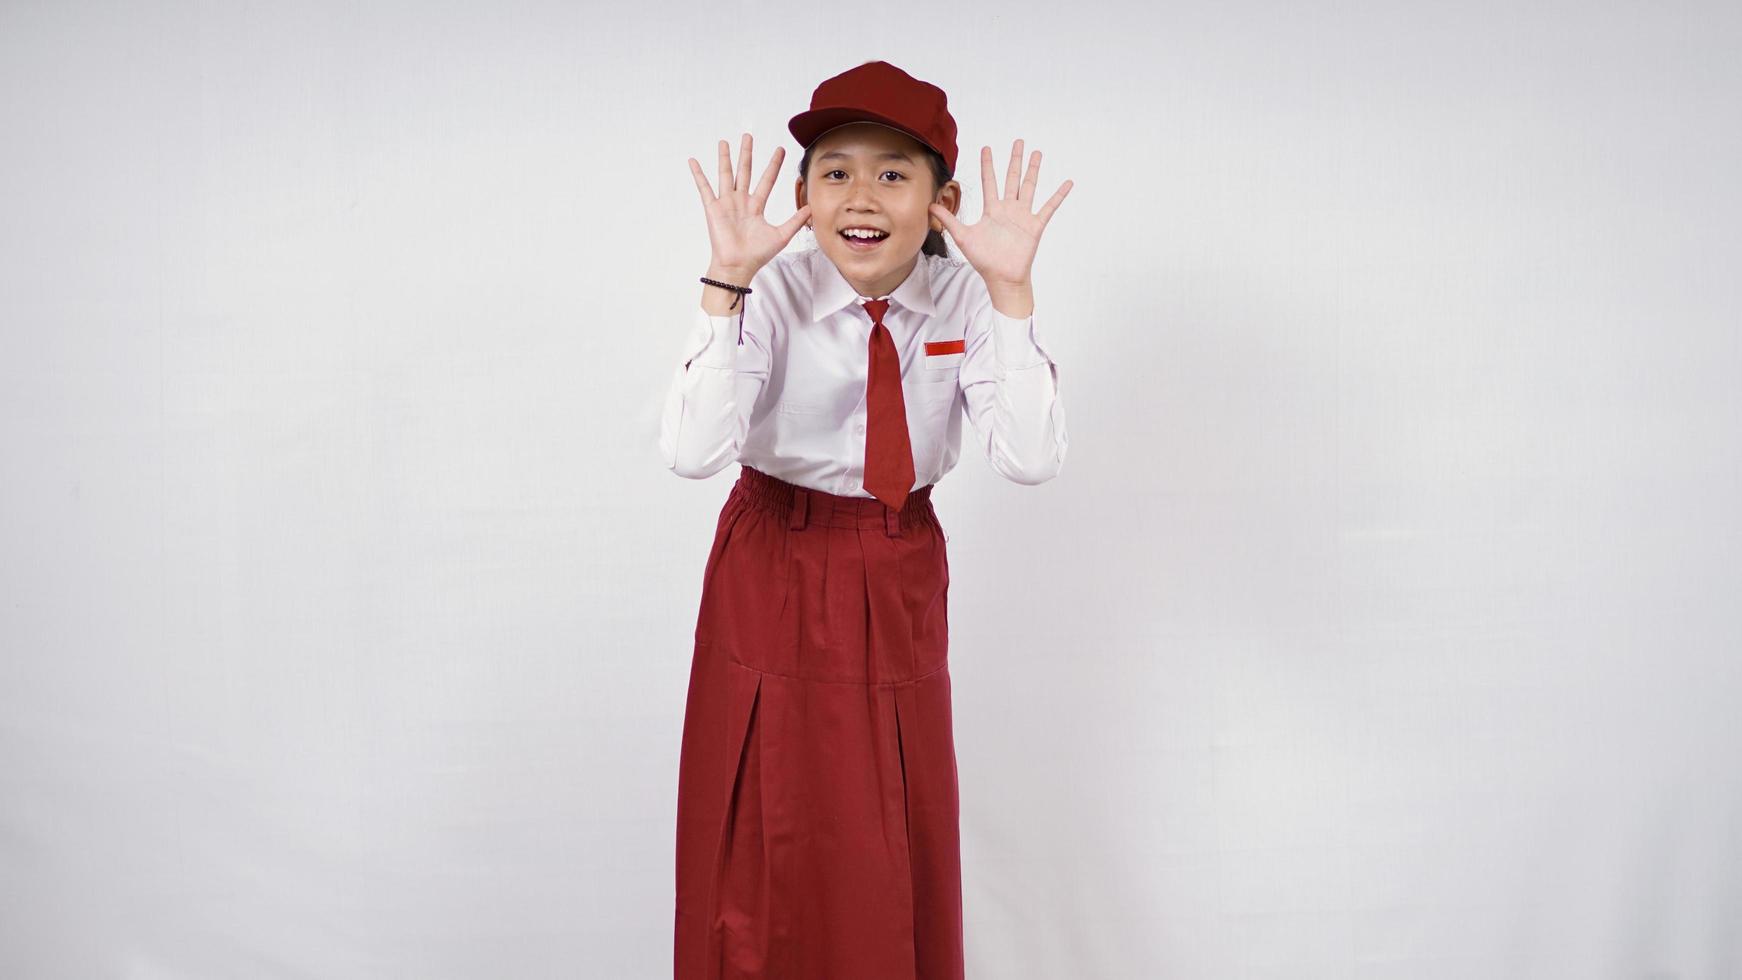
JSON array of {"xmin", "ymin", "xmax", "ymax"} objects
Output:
[{"xmin": 2, "ymin": 0, "xmax": 1739, "ymax": 977}]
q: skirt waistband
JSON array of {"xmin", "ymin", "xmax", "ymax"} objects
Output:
[{"xmin": 733, "ymin": 465, "xmax": 937, "ymax": 536}]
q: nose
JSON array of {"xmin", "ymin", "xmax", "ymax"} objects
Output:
[{"xmin": 845, "ymin": 182, "xmax": 876, "ymax": 210}]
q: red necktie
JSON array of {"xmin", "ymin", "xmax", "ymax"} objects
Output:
[{"xmin": 860, "ymin": 298, "xmax": 914, "ymax": 511}]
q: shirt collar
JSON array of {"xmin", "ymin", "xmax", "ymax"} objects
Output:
[{"xmin": 807, "ymin": 246, "xmax": 939, "ymax": 323}]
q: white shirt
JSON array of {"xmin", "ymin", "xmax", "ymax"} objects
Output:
[{"xmin": 658, "ymin": 246, "xmax": 1068, "ymax": 496}]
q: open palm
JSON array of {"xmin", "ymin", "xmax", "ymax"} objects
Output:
[
  {"xmin": 930, "ymin": 139, "xmax": 1073, "ymax": 286},
  {"xmin": 688, "ymin": 133, "xmax": 811, "ymax": 277}
]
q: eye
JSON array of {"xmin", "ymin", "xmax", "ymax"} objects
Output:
[{"xmin": 822, "ymin": 169, "xmax": 906, "ymax": 181}]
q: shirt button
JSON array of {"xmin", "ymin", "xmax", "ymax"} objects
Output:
[{"xmin": 856, "ymin": 423, "xmax": 866, "ymax": 434}]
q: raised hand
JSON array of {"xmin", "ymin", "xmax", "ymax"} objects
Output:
[
  {"xmin": 688, "ymin": 133, "xmax": 811, "ymax": 280},
  {"xmin": 929, "ymin": 139, "xmax": 1072, "ymax": 287}
]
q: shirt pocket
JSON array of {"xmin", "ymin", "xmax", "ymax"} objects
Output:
[
  {"xmin": 920, "ymin": 349, "xmax": 965, "ymax": 379},
  {"xmin": 910, "ymin": 368, "xmax": 961, "ymax": 408}
]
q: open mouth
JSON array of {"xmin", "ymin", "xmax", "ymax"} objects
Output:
[{"xmin": 839, "ymin": 227, "xmax": 890, "ymax": 252}]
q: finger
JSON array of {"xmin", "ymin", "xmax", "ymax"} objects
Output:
[
  {"xmin": 717, "ymin": 139, "xmax": 733, "ymax": 200},
  {"xmin": 1035, "ymin": 179, "xmax": 1073, "ymax": 226},
  {"xmin": 930, "ymin": 202, "xmax": 966, "ymax": 238},
  {"xmin": 750, "ymin": 145, "xmax": 784, "ymax": 213},
  {"xmin": 737, "ymin": 133, "xmax": 752, "ymax": 197},
  {"xmin": 688, "ymin": 157, "xmax": 718, "ymax": 202},
  {"xmin": 1004, "ymin": 139, "xmax": 1024, "ymax": 200},
  {"xmin": 776, "ymin": 203, "xmax": 812, "ymax": 242},
  {"xmin": 1020, "ymin": 150, "xmax": 1041, "ymax": 205}
]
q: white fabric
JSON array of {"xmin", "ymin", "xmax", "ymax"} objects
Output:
[{"xmin": 658, "ymin": 247, "xmax": 1068, "ymax": 492}]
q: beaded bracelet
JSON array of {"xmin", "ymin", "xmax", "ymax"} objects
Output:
[{"xmin": 699, "ymin": 276, "xmax": 753, "ymax": 346}]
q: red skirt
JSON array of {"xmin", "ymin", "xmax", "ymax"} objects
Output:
[{"xmin": 674, "ymin": 465, "xmax": 963, "ymax": 980}]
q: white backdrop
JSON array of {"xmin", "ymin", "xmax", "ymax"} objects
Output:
[{"xmin": 3, "ymin": 0, "xmax": 1739, "ymax": 977}]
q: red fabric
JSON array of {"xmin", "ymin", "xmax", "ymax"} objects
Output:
[
  {"xmin": 861, "ymin": 299, "xmax": 916, "ymax": 512},
  {"xmin": 786, "ymin": 60, "xmax": 959, "ymax": 175},
  {"xmin": 674, "ymin": 465, "xmax": 963, "ymax": 979}
]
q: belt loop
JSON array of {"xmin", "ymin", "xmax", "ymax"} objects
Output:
[
  {"xmin": 885, "ymin": 505, "xmax": 901, "ymax": 537},
  {"xmin": 789, "ymin": 488, "xmax": 809, "ymax": 530}
]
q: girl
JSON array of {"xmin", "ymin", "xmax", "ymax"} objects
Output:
[{"xmin": 659, "ymin": 60, "xmax": 1072, "ymax": 979}]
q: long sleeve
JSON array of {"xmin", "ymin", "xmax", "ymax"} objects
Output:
[
  {"xmin": 658, "ymin": 303, "xmax": 772, "ymax": 479},
  {"xmin": 959, "ymin": 299, "xmax": 1069, "ymax": 485}
]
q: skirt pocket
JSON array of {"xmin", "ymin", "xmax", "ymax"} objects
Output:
[
  {"xmin": 697, "ymin": 492, "xmax": 793, "ymax": 659},
  {"xmin": 905, "ymin": 517, "xmax": 951, "ymax": 677}
]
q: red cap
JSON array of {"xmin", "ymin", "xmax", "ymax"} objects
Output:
[{"xmin": 788, "ymin": 61, "xmax": 958, "ymax": 175}]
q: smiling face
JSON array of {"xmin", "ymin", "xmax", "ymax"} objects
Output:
[{"xmin": 796, "ymin": 122, "xmax": 961, "ymax": 298}]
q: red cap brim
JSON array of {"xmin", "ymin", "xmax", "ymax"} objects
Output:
[{"xmin": 787, "ymin": 108, "xmax": 950, "ymax": 172}]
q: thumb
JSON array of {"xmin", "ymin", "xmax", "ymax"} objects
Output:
[
  {"xmin": 776, "ymin": 205, "xmax": 811, "ymax": 243},
  {"xmin": 929, "ymin": 203, "xmax": 965, "ymax": 237}
]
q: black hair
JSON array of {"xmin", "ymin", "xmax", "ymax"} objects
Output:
[{"xmin": 799, "ymin": 141, "xmax": 955, "ymax": 259}]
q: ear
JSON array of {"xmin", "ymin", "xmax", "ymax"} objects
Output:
[
  {"xmin": 931, "ymin": 180, "xmax": 962, "ymax": 232},
  {"xmin": 795, "ymin": 178, "xmax": 809, "ymax": 227}
]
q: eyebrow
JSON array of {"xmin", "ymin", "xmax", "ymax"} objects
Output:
[{"xmin": 816, "ymin": 150, "xmax": 916, "ymax": 164}]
